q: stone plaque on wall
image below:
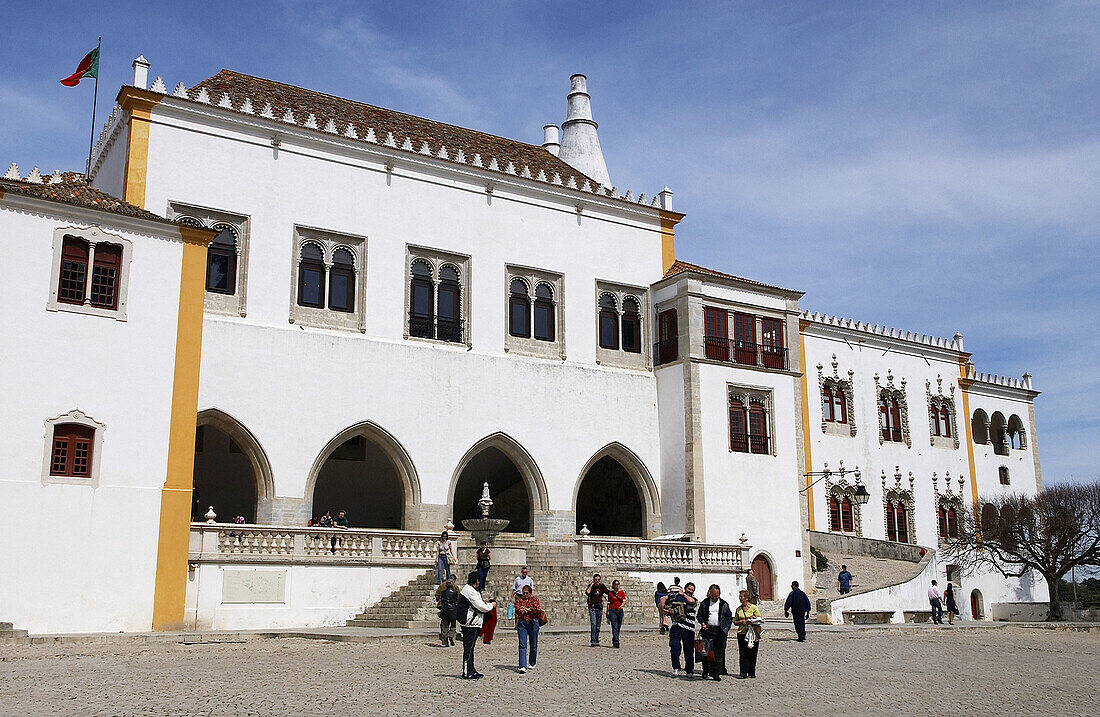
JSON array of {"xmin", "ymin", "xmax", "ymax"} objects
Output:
[{"xmin": 221, "ymin": 569, "xmax": 287, "ymax": 604}]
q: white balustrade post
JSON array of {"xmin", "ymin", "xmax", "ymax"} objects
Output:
[
  {"xmin": 639, "ymin": 544, "xmax": 649, "ymax": 567},
  {"xmin": 201, "ymin": 525, "xmax": 219, "ymax": 555},
  {"xmin": 293, "ymin": 531, "xmax": 306, "ymax": 558},
  {"xmin": 579, "ymin": 540, "xmax": 594, "ymax": 567},
  {"xmin": 691, "ymin": 544, "xmax": 701, "ymax": 571},
  {"xmin": 372, "ymin": 534, "xmax": 383, "ymax": 559}
]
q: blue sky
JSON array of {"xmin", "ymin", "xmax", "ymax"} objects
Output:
[{"xmin": 2, "ymin": 1, "xmax": 1097, "ymax": 483}]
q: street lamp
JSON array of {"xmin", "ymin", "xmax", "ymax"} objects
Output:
[{"xmin": 801, "ymin": 461, "xmax": 869, "ymax": 504}]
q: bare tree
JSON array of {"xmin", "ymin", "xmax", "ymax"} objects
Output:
[{"xmin": 943, "ymin": 482, "xmax": 1100, "ymax": 620}]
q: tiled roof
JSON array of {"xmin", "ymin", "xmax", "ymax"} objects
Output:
[
  {"xmin": 190, "ymin": 69, "xmax": 601, "ymax": 190},
  {"xmin": 0, "ymin": 177, "xmax": 172, "ymax": 224},
  {"xmin": 662, "ymin": 259, "xmax": 802, "ymax": 295}
]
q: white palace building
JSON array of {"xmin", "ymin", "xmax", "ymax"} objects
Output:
[{"xmin": 0, "ymin": 57, "xmax": 1047, "ymax": 634}]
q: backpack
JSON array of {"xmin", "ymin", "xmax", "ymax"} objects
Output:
[
  {"xmin": 665, "ymin": 596, "xmax": 688, "ymax": 624},
  {"xmin": 439, "ymin": 586, "xmax": 459, "ymax": 621},
  {"xmin": 456, "ymin": 592, "xmax": 471, "ymax": 625}
]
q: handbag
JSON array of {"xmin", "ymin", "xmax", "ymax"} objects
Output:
[
  {"xmin": 694, "ymin": 637, "xmax": 706, "ymax": 660},
  {"xmin": 537, "ymin": 609, "xmax": 548, "ymax": 626}
]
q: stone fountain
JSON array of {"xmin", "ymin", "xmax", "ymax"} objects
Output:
[{"xmin": 461, "ymin": 481, "xmax": 510, "ymax": 545}]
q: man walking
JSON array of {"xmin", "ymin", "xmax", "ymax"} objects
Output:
[
  {"xmin": 696, "ymin": 584, "xmax": 733, "ymax": 681},
  {"xmin": 928, "ymin": 580, "xmax": 944, "ymax": 624},
  {"xmin": 457, "ymin": 570, "xmax": 496, "ymax": 679},
  {"xmin": 784, "ymin": 580, "xmax": 812, "ymax": 642},
  {"xmin": 512, "ymin": 566, "xmax": 533, "ymax": 597},
  {"xmin": 585, "ymin": 574, "xmax": 610, "ymax": 646},
  {"xmin": 665, "ymin": 581, "xmax": 698, "ymax": 677},
  {"xmin": 837, "ymin": 564, "xmax": 853, "ymax": 595}
]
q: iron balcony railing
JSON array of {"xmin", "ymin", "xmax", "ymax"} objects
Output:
[
  {"xmin": 408, "ymin": 313, "xmax": 464, "ymax": 343},
  {"xmin": 653, "ymin": 338, "xmax": 679, "ymax": 366},
  {"xmin": 704, "ymin": 337, "xmax": 790, "ymax": 370},
  {"xmin": 730, "ymin": 430, "xmax": 770, "ymax": 454}
]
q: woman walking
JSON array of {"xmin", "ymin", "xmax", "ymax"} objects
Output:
[
  {"xmin": 734, "ymin": 589, "xmax": 762, "ymax": 679},
  {"xmin": 475, "ymin": 541, "xmax": 491, "ymax": 589},
  {"xmin": 514, "ymin": 584, "xmax": 542, "ymax": 673},
  {"xmin": 944, "ymin": 582, "xmax": 960, "ymax": 625},
  {"xmin": 607, "ymin": 579, "xmax": 626, "ymax": 648},
  {"xmin": 654, "ymin": 581, "xmax": 669, "ymax": 634}
]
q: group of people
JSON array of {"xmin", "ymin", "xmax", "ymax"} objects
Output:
[
  {"xmin": 435, "ymin": 531, "xmax": 495, "ymax": 590},
  {"xmin": 927, "ymin": 579, "xmax": 961, "ymax": 624},
  {"xmin": 657, "ymin": 580, "xmax": 766, "ymax": 680},
  {"xmin": 435, "ymin": 566, "xmax": 544, "ymax": 679},
  {"xmin": 307, "ymin": 510, "xmax": 349, "ymax": 528}
]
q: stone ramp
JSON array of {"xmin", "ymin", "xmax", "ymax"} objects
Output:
[
  {"xmin": 347, "ymin": 565, "xmax": 661, "ymax": 629},
  {"xmin": 812, "ymin": 552, "xmax": 924, "ymax": 596}
]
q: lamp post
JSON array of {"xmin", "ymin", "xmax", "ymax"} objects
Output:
[{"xmin": 800, "ymin": 463, "xmax": 869, "ymax": 504}]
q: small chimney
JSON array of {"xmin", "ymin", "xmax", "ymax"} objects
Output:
[
  {"xmin": 557, "ymin": 74, "xmax": 611, "ymax": 187},
  {"xmin": 132, "ymin": 55, "xmax": 150, "ymax": 90},
  {"xmin": 542, "ymin": 124, "xmax": 560, "ymax": 156},
  {"xmin": 658, "ymin": 186, "xmax": 674, "ymax": 211}
]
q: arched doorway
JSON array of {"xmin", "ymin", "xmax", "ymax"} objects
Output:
[
  {"xmin": 307, "ymin": 422, "xmax": 420, "ymax": 529},
  {"xmin": 452, "ymin": 446, "xmax": 532, "ymax": 533},
  {"xmin": 192, "ymin": 410, "xmax": 271, "ymax": 523},
  {"xmin": 970, "ymin": 589, "xmax": 984, "ymax": 620},
  {"xmin": 575, "ymin": 456, "xmax": 645, "ymax": 538},
  {"xmin": 751, "ymin": 555, "xmax": 774, "ymax": 601}
]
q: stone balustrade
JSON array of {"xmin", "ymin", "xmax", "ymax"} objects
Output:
[
  {"xmin": 188, "ymin": 523, "xmax": 438, "ymax": 566},
  {"xmin": 576, "ymin": 537, "xmax": 750, "ymax": 572}
]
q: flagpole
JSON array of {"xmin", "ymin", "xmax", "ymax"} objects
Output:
[{"xmin": 86, "ymin": 37, "xmax": 102, "ymax": 177}]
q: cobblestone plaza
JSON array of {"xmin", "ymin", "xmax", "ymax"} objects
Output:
[{"xmin": 2, "ymin": 627, "xmax": 1096, "ymax": 716}]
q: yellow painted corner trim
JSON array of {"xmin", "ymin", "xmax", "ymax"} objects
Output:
[
  {"xmin": 119, "ymin": 90, "xmax": 163, "ymax": 209},
  {"xmin": 957, "ymin": 354, "xmax": 981, "ymax": 523},
  {"xmin": 799, "ymin": 322, "xmax": 815, "ymax": 531},
  {"xmin": 152, "ymin": 239, "xmax": 206, "ymax": 630},
  {"xmin": 178, "ymin": 224, "xmax": 217, "ymax": 247},
  {"xmin": 658, "ymin": 211, "xmax": 680, "ymax": 275}
]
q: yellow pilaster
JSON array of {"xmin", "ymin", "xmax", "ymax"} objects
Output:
[
  {"xmin": 799, "ymin": 322, "xmax": 815, "ymax": 530},
  {"xmin": 957, "ymin": 354, "xmax": 981, "ymax": 523},
  {"xmin": 151, "ymin": 226, "xmax": 212, "ymax": 630},
  {"xmin": 658, "ymin": 211, "xmax": 680, "ymax": 275},
  {"xmin": 117, "ymin": 88, "xmax": 163, "ymax": 208}
]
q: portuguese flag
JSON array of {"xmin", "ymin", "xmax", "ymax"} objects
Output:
[{"xmin": 61, "ymin": 47, "xmax": 99, "ymax": 86}]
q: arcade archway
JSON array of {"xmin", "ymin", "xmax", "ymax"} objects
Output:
[{"xmin": 192, "ymin": 409, "xmax": 272, "ymax": 523}]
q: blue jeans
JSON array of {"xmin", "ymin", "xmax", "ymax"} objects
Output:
[
  {"xmin": 669, "ymin": 625, "xmax": 695, "ymax": 673},
  {"xmin": 608, "ymin": 608, "xmax": 623, "ymax": 646},
  {"xmin": 436, "ymin": 554, "xmax": 451, "ymax": 584},
  {"xmin": 477, "ymin": 566, "xmax": 489, "ymax": 589},
  {"xmin": 930, "ymin": 598, "xmax": 943, "ymax": 623},
  {"xmin": 517, "ymin": 619, "xmax": 539, "ymax": 668},
  {"xmin": 588, "ymin": 606, "xmax": 603, "ymax": 644}
]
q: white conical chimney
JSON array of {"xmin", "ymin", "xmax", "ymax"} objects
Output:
[{"xmin": 557, "ymin": 74, "xmax": 611, "ymax": 187}]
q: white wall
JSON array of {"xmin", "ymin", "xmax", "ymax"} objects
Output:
[
  {"xmin": 184, "ymin": 564, "xmax": 426, "ymax": 630},
  {"xmin": 0, "ymin": 206, "xmax": 183, "ymax": 633},
  {"xmin": 655, "ymin": 364, "xmax": 687, "ymax": 535}
]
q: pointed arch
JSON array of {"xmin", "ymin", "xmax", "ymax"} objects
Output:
[
  {"xmin": 196, "ymin": 408, "xmax": 274, "ymax": 502},
  {"xmin": 304, "ymin": 420, "xmax": 421, "ymax": 529},
  {"xmin": 573, "ymin": 442, "xmax": 661, "ymax": 538},
  {"xmin": 448, "ymin": 432, "xmax": 549, "ymax": 534}
]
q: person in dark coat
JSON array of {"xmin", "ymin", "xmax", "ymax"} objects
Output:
[
  {"xmin": 944, "ymin": 582, "xmax": 960, "ymax": 625},
  {"xmin": 784, "ymin": 581, "xmax": 812, "ymax": 642},
  {"xmin": 696, "ymin": 584, "xmax": 734, "ymax": 680}
]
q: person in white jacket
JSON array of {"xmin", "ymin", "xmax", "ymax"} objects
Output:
[{"xmin": 458, "ymin": 570, "xmax": 496, "ymax": 679}]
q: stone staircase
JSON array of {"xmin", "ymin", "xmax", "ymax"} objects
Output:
[
  {"xmin": 0, "ymin": 621, "xmax": 29, "ymax": 645},
  {"xmin": 347, "ymin": 561, "xmax": 662, "ymax": 629}
]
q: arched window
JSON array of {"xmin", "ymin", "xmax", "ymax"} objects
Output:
[
  {"xmin": 990, "ymin": 412, "xmax": 1009, "ymax": 456},
  {"xmin": 206, "ymin": 226, "xmax": 238, "ymax": 295},
  {"xmin": 58, "ymin": 236, "xmax": 89, "ymax": 304},
  {"xmin": 939, "ymin": 407, "xmax": 951, "ymax": 438},
  {"xmin": 1007, "ymin": 415, "xmax": 1025, "ymax": 450},
  {"xmin": 971, "ymin": 409, "xmax": 990, "ymax": 445},
  {"xmin": 509, "ymin": 279, "xmax": 531, "ymax": 338},
  {"xmin": 829, "ymin": 495, "xmax": 841, "ymax": 532},
  {"xmin": 621, "ymin": 296, "xmax": 641, "ymax": 353},
  {"xmin": 999, "ymin": 466, "xmax": 1010, "ymax": 485},
  {"xmin": 437, "ymin": 265, "xmax": 462, "ymax": 342},
  {"xmin": 833, "ymin": 388, "xmax": 847, "ymax": 424},
  {"xmin": 886, "ymin": 500, "xmax": 898, "ymax": 541},
  {"xmin": 930, "ymin": 405, "xmax": 941, "ymax": 437},
  {"xmin": 533, "ymin": 283, "xmax": 554, "ymax": 341},
  {"xmin": 880, "ymin": 397, "xmax": 902, "ymax": 442},
  {"xmin": 328, "ymin": 248, "xmax": 355, "ymax": 312},
  {"xmin": 840, "ymin": 497, "xmax": 854, "ymax": 532},
  {"xmin": 896, "ymin": 502, "xmax": 908, "ymax": 543},
  {"xmin": 822, "ymin": 387, "xmax": 835, "ymax": 422},
  {"xmin": 729, "ymin": 398, "xmax": 748, "ymax": 452},
  {"xmin": 981, "ymin": 503, "xmax": 998, "ymax": 533},
  {"xmin": 409, "ymin": 260, "xmax": 434, "ymax": 338},
  {"xmin": 297, "ymin": 243, "xmax": 325, "ymax": 308},
  {"xmin": 938, "ymin": 506, "xmax": 948, "ymax": 537},
  {"xmin": 49, "ymin": 423, "xmax": 95, "ymax": 477},
  {"xmin": 748, "ymin": 400, "xmax": 768, "ymax": 454},
  {"xmin": 599, "ymin": 293, "xmax": 619, "ymax": 350},
  {"xmin": 947, "ymin": 507, "xmax": 958, "ymax": 538}
]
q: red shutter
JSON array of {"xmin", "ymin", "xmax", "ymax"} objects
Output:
[
  {"xmin": 822, "ymin": 388, "xmax": 834, "ymax": 422},
  {"xmin": 49, "ymin": 423, "xmax": 95, "ymax": 477},
  {"xmin": 58, "ymin": 236, "xmax": 89, "ymax": 304},
  {"xmin": 829, "ymin": 497, "xmax": 840, "ymax": 532},
  {"xmin": 704, "ymin": 307, "xmax": 728, "ymax": 360},
  {"xmin": 841, "ymin": 498, "xmax": 853, "ymax": 533}
]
